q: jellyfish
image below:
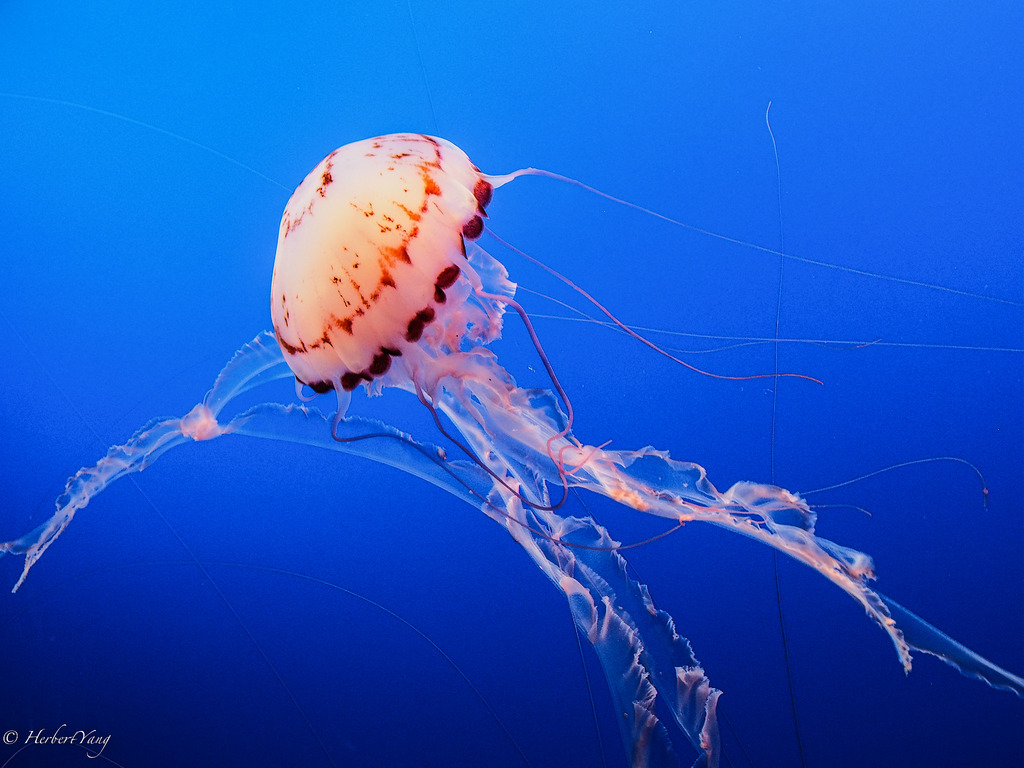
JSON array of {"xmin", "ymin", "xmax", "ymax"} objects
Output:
[{"xmin": 2, "ymin": 133, "xmax": 1021, "ymax": 768}]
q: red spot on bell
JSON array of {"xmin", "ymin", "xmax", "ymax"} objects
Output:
[
  {"xmin": 473, "ymin": 179, "xmax": 493, "ymax": 210},
  {"xmin": 462, "ymin": 215, "xmax": 483, "ymax": 240}
]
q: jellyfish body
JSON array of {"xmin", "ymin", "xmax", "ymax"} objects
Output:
[
  {"xmin": 271, "ymin": 134, "xmax": 493, "ymax": 400},
  {"xmin": 3, "ymin": 134, "xmax": 1022, "ymax": 768}
]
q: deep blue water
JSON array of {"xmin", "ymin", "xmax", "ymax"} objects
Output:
[{"xmin": 1, "ymin": 2, "xmax": 1021, "ymax": 766}]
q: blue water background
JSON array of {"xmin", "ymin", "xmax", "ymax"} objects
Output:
[{"xmin": 1, "ymin": 2, "xmax": 1021, "ymax": 766}]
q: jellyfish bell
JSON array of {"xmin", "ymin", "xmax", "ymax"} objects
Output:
[{"xmin": 271, "ymin": 134, "xmax": 500, "ymax": 408}]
